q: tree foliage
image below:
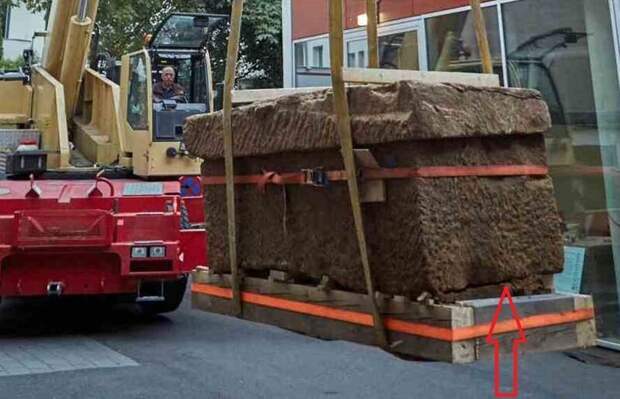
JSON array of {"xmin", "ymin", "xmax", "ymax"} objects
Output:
[{"xmin": 17, "ymin": 0, "xmax": 282, "ymax": 87}]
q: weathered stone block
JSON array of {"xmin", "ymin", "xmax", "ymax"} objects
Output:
[{"xmin": 185, "ymin": 81, "xmax": 563, "ymax": 302}]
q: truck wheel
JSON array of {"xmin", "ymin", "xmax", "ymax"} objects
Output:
[{"xmin": 139, "ymin": 276, "xmax": 188, "ymax": 315}]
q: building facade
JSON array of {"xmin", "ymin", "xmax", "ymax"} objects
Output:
[
  {"xmin": 283, "ymin": 0, "xmax": 620, "ymax": 350},
  {"xmin": 2, "ymin": 3, "xmax": 46, "ymax": 61}
]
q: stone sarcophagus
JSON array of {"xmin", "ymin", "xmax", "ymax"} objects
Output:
[{"xmin": 184, "ymin": 81, "xmax": 564, "ymax": 302}]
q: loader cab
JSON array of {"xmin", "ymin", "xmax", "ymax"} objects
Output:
[{"xmin": 120, "ymin": 13, "xmax": 225, "ymax": 178}]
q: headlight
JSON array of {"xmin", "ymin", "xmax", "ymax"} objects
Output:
[
  {"xmin": 149, "ymin": 246, "xmax": 166, "ymax": 258},
  {"xmin": 131, "ymin": 246, "xmax": 148, "ymax": 258}
]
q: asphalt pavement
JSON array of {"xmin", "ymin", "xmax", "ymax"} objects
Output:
[{"xmin": 0, "ymin": 290, "xmax": 618, "ymax": 399}]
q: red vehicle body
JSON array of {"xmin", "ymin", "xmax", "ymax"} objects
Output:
[{"xmin": 0, "ymin": 176, "xmax": 206, "ymax": 307}]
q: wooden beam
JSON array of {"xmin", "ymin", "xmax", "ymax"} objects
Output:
[
  {"xmin": 232, "ymin": 87, "xmax": 329, "ymax": 104},
  {"xmin": 192, "ymin": 273, "xmax": 597, "ymax": 363},
  {"xmin": 469, "ymin": 0, "xmax": 493, "ymax": 74},
  {"xmin": 342, "ymin": 67, "xmax": 500, "ymax": 87},
  {"xmin": 354, "ymin": 149, "xmax": 385, "ymax": 203},
  {"xmin": 223, "ymin": 0, "xmax": 245, "ymax": 317},
  {"xmin": 192, "ymin": 289, "xmax": 468, "ymax": 362},
  {"xmin": 329, "ymin": 0, "xmax": 388, "ymax": 349},
  {"xmin": 230, "ymin": 68, "xmax": 500, "ymax": 107},
  {"xmin": 365, "ymin": 0, "xmax": 379, "ymax": 68}
]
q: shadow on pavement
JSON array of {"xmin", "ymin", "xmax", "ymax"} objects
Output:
[{"xmin": 0, "ymin": 296, "xmax": 173, "ymax": 338}]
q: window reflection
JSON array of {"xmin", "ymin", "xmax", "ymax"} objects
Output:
[
  {"xmin": 347, "ymin": 39, "xmax": 367, "ymax": 68},
  {"xmin": 127, "ymin": 54, "xmax": 149, "ymax": 131},
  {"xmin": 504, "ymin": 0, "xmax": 620, "ymax": 344},
  {"xmin": 295, "ymin": 42, "xmax": 307, "ymax": 68},
  {"xmin": 346, "ymin": 31, "xmax": 419, "ymax": 70},
  {"xmin": 426, "ymin": 6, "xmax": 503, "ymax": 79},
  {"xmin": 379, "ymin": 31, "xmax": 419, "ymax": 70}
]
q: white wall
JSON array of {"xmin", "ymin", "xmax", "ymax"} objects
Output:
[{"xmin": 3, "ymin": 4, "xmax": 46, "ymax": 60}]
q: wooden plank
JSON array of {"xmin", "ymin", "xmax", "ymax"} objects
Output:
[
  {"xmin": 268, "ymin": 270, "xmax": 292, "ymax": 283},
  {"xmin": 231, "ymin": 69, "xmax": 500, "ymax": 106},
  {"xmin": 192, "ymin": 271, "xmax": 461, "ymax": 328},
  {"xmin": 194, "ymin": 272, "xmax": 596, "ymax": 333},
  {"xmin": 192, "ymin": 293, "xmax": 584, "ymax": 363},
  {"xmin": 222, "ymin": 0, "xmax": 246, "ymax": 316},
  {"xmin": 365, "ymin": 0, "xmax": 379, "ymax": 68},
  {"xmin": 330, "ymin": 0, "xmax": 388, "ymax": 349},
  {"xmin": 193, "ymin": 288, "xmax": 593, "ymax": 362},
  {"xmin": 354, "ymin": 149, "xmax": 385, "ymax": 203},
  {"xmin": 192, "ymin": 292, "xmax": 466, "ymax": 362},
  {"xmin": 573, "ymin": 295, "xmax": 598, "ymax": 348},
  {"xmin": 470, "ymin": 0, "xmax": 493, "ymax": 74},
  {"xmin": 459, "ymin": 293, "xmax": 578, "ymax": 325},
  {"xmin": 475, "ymin": 322, "xmax": 583, "ymax": 359},
  {"xmin": 232, "ymin": 87, "xmax": 328, "ymax": 104},
  {"xmin": 192, "ymin": 273, "xmax": 596, "ymax": 361},
  {"xmin": 342, "ymin": 67, "xmax": 500, "ymax": 87}
]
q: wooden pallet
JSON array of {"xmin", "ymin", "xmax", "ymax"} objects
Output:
[{"xmin": 191, "ymin": 268, "xmax": 597, "ymax": 363}]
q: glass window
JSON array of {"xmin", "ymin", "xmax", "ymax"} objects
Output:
[
  {"xmin": 150, "ymin": 14, "xmax": 226, "ymax": 49},
  {"xmin": 347, "ymin": 52, "xmax": 357, "ymax": 68},
  {"xmin": 426, "ymin": 6, "xmax": 502, "ymax": 78},
  {"xmin": 3, "ymin": 6, "xmax": 11, "ymax": 39},
  {"xmin": 379, "ymin": 31, "xmax": 420, "ymax": 70},
  {"xmin": 312, "ymin": 45, "xmax": 324, "ymax": 67},
  {"xmin": 173, "ymin": 57, "xmax": 192, "ymax": 94},
  {"xmin": 357, "ymin": 51, "xmax": 365, "ymax": 67},
  {"xmin": 347, "ymin": 39, "xmax": 367, "ymax": 68},
  {"xmin": 504, "ymin": 0, "xmax": 620, "ymax": 346},
  {"xmin": 295, "ymin": 40, "xmax": 330, "ymax": 87},
  {"xmin": 347, "ymin": 31, "xmax": 420, "ymax": 70},
  {"xmin": 295, "ymin": 42, "xmax": 307, "ymax": 68},
  {"xmin": 126, "ymin": 53, "xmax": 149, "ymax": 131},
  {"xmin": 191, "ymin": 57, "xmax": 209, "ymax": 107}
]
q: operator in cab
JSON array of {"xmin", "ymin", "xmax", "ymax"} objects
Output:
[{"xmin": 153, "ymin": 66, "xmax": 185, "ymax": 102}]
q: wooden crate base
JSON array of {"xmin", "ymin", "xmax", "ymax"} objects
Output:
[{"xmin": 191, "ymin": 268, "xmax": 597, "ymax": 363}]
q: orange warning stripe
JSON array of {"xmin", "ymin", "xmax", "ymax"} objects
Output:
[
  {"xmin": 192, "ymin": 283, "xmax": 594, "ymax": 342},
  {"xmin": 193, "ymin": 283, "xmax": 375, "ymax": 326},
  {"xmin": 201, "ymin": 165, "xmax": 549, "ymax": 187}
]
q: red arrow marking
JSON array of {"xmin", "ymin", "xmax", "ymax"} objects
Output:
[{"xmin": 486, "ymin": 286, "xmax": 527, "ymax": 398}]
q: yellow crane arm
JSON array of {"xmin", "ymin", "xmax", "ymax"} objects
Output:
[{"xmin": 43, "ymin": 0, "xmax": 99, "ymax": 116}]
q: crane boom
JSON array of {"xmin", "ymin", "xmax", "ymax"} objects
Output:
[{"xmin": 43, "ymin": 0, "xmax": 99, "ymax": 115}]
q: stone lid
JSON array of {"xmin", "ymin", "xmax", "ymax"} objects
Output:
[{"xmin": 184, "ymin": 81, "xmax": 551, "ymax": 160}]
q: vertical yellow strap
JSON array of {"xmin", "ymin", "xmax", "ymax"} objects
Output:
[
  {"xmin": 365, "ymin": 0, "xmax": 379, "ymax": 68},
  {"xmin": 329, "ymin": 0, "xmax": 388, "ymax": 349},
  {"xmin": 223, "ymin": 0, "xmax": 245, "ymax": 317},
  {"xmin": 470, "ymin": 0, "xmax": 493, "ymax": 74}
]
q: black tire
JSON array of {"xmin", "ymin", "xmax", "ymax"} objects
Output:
[{"xmin": 139, "ymin": 276, "xmax": 188, "ymax": 315}]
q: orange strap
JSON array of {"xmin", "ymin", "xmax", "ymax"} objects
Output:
[
  {"xmin": 202, "ymin": 165, "xmax": 549, "ymax": 188},
  {"xmin": 192, "ymin": 283, "xmax": 594, "ymax": 342}
]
